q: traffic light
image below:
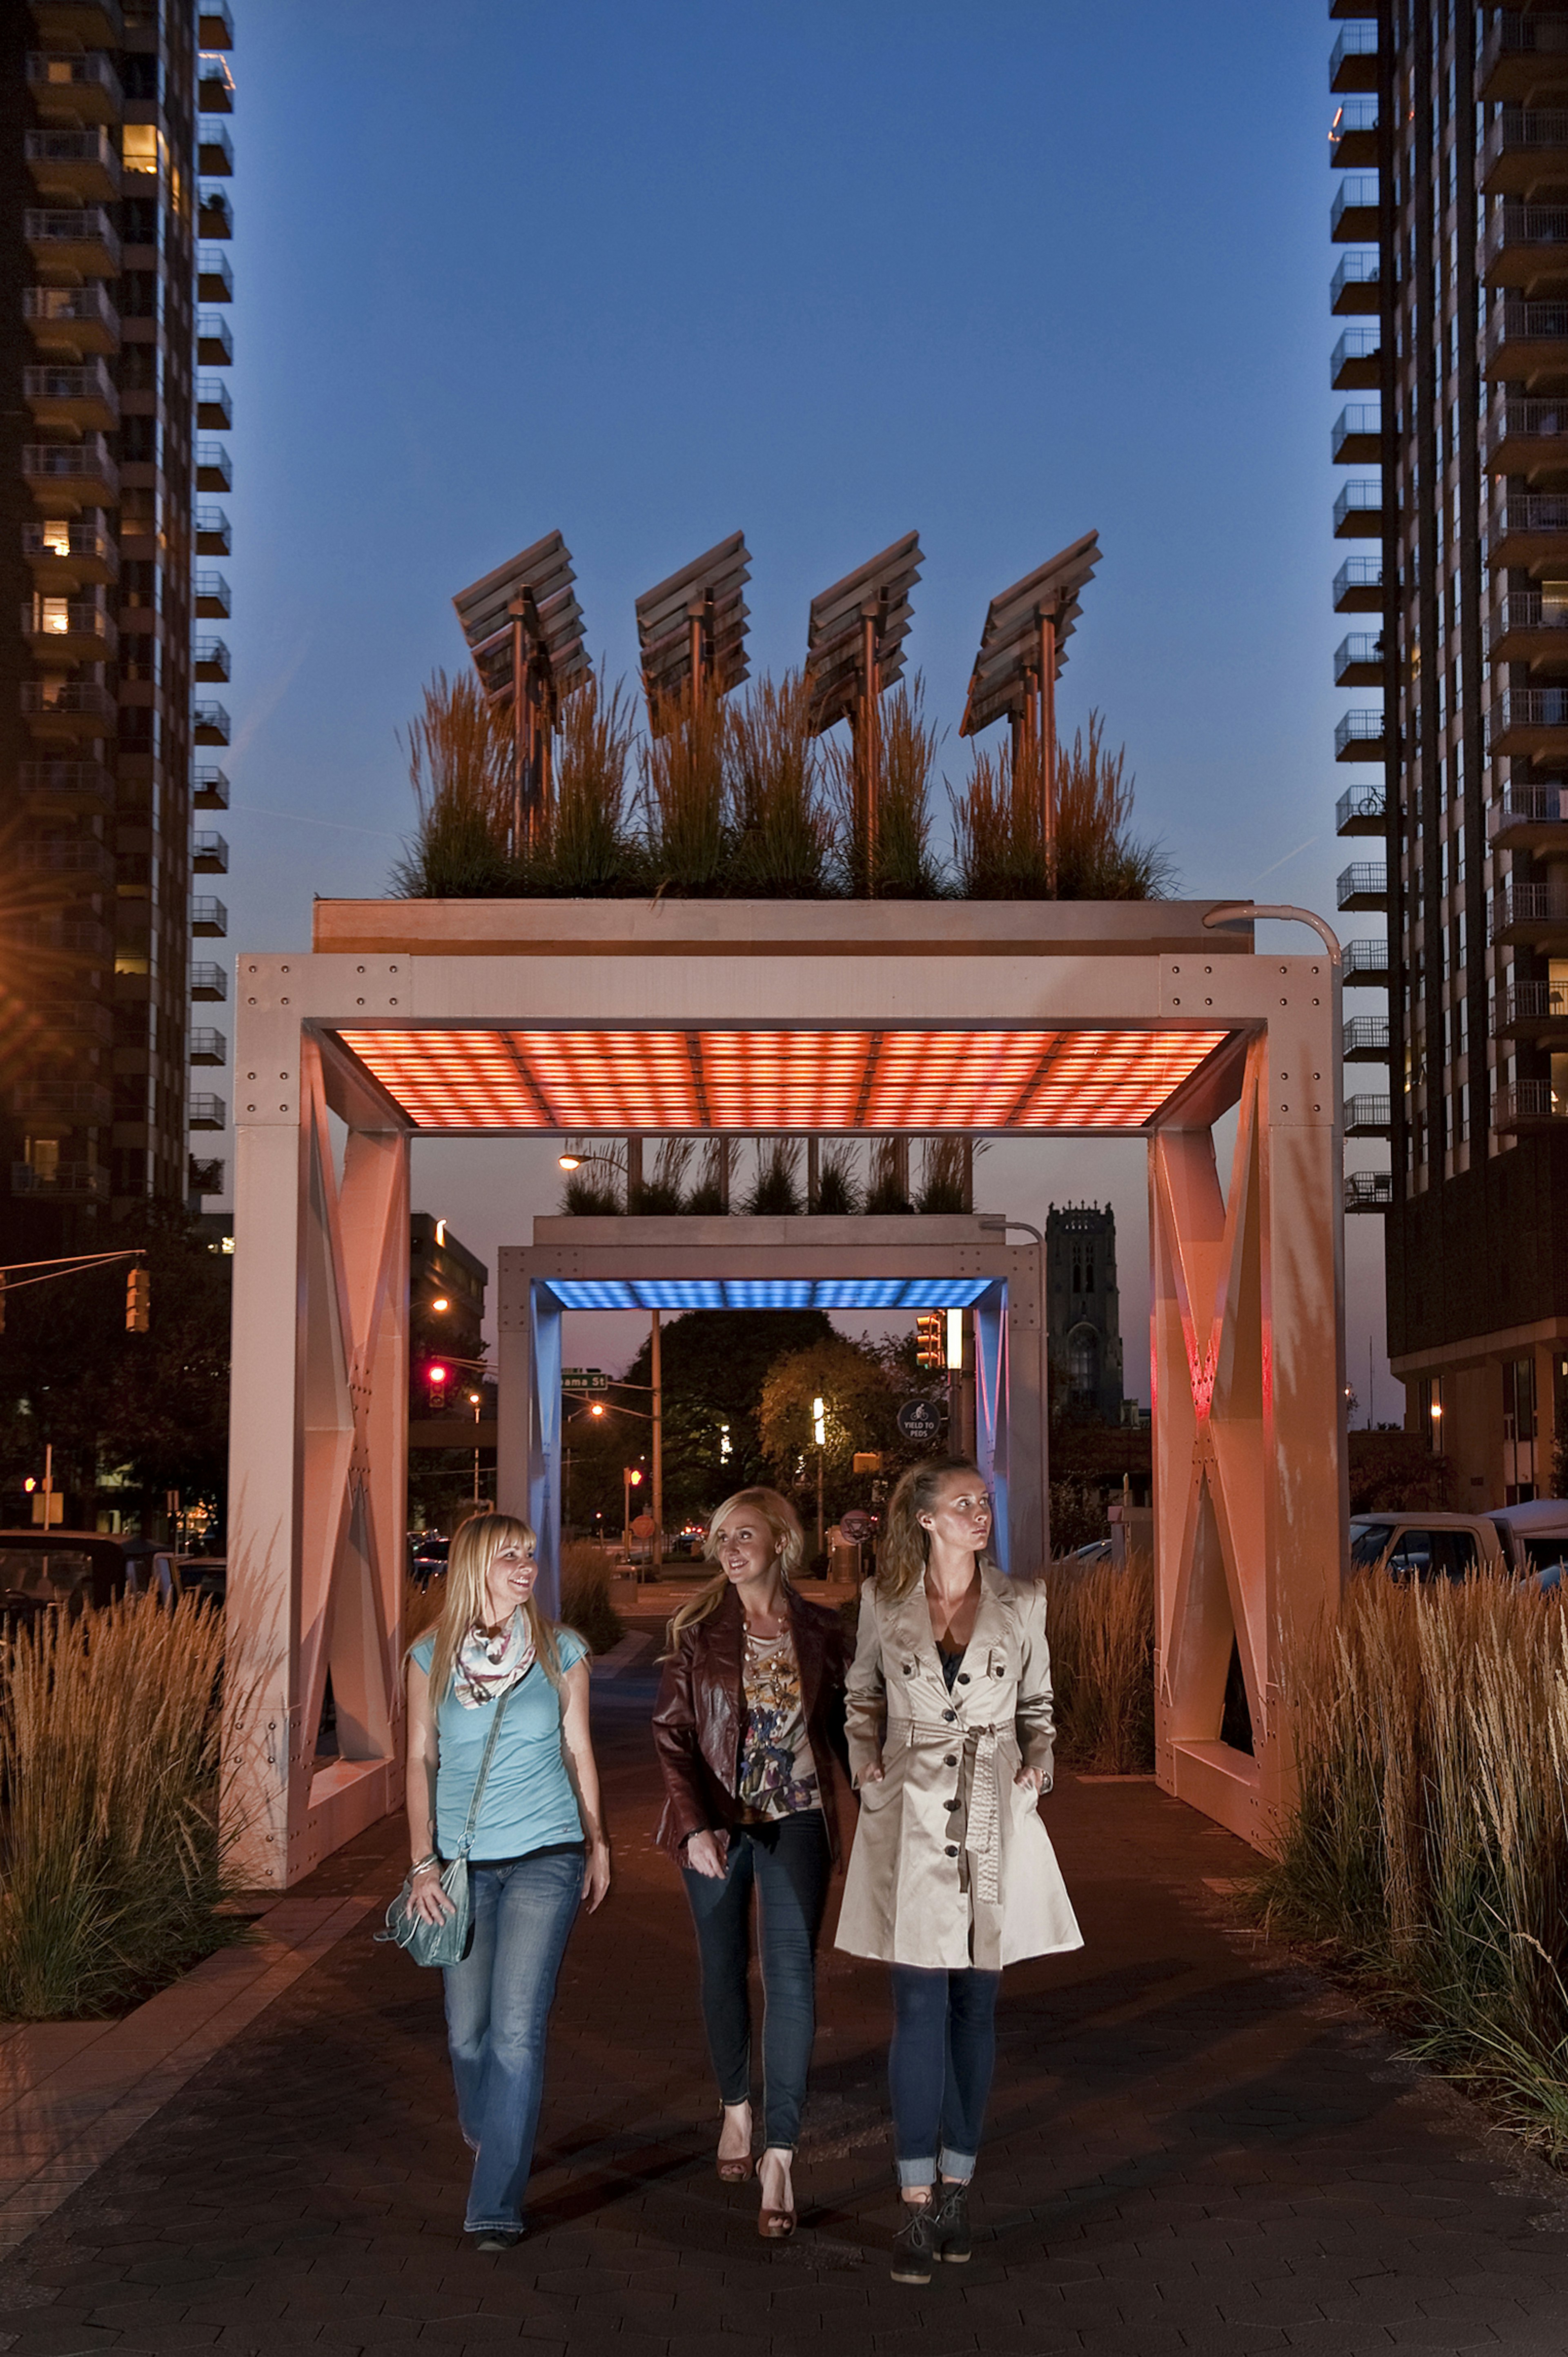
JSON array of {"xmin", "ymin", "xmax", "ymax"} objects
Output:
[
  {"xmin": 126, "ymin": 1266, "xmax": 150, "ymax": 1333},
  {"xmin": 915, "ymin": 1312, "xmax": 943, "ymax": 1370},
  {"xmin": 425, "ymin": 1361, "xmax": 450, "ymax": 1410}
]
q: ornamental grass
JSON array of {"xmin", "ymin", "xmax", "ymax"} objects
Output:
[
  {"xmin": 1045, "ymin": 1551, "xmax": 1156, "ymax": 1774},
  {"xmin": 0, "ymin": 1595, "xmax": 241, "ymax": 2020},
  {"xmin": 559, "ymin": 1543, "xmax": 625, "ymax": 1656},
  {"xmin": 1254, "ymin": 1570, "xmax": 1568, "ymax": 2157}
]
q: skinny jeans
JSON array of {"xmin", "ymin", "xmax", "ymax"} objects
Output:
[
  {"xmin": 887, "ymin": 1963, "xmax": 1001, "ymax": 2188},
  {"xmin": 442, "ymin": 1846, "xmax": 583, "ymax": 2232},
  {"xmin": 679, "ymin": 1813, "xmax": 831, "ymax": 2150}
]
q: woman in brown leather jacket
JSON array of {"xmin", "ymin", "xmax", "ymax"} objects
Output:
[{"xmin": 652, "ymin": 1486, "xmax": 849, "ymax": 2241}]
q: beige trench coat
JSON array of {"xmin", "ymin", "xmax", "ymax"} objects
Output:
[{"xmin": 835, "ymin": 1563, "xmax": 1083, "ymax": 1972}]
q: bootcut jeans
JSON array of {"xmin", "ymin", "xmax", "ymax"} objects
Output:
[
  {"xmin": 887, "ymin": 1962, "xmax": 1001, "ymax": 2188},
  {"xmin": 442, "ymin": 1844, "xmax": 584, "ymax": 2232},
  {"xmin": 679, "ymin": 1812, "xmax": 831, "ymax": 2150}
]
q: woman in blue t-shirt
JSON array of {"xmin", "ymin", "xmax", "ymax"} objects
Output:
[{"xmin": 405, "ymin": 1511, "xmax": 610, "ymax": 2250}]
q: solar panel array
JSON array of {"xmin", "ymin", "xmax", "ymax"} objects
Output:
[
  {"xmin": 334, "ymin": 1025, "xmax": 1229, "ymax": 1136},
  {"xmin": 635, "ymin": 532, "xmax": 752, "ymax": 715},
  {"xmin": 960, "ymin": 532, "xmax": 1100, "ymax": 738}
]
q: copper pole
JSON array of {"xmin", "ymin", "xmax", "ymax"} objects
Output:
[
  {"xmin": 860, "ymin": 604, "xmax": 880, "ymax": 892},
  {"xmin": 688, "ymin": 608, "xmax": 704, "ymax": 700},
  {"xmin": 509, "ymin": 598, "xmax": 527, "ymax": 860},
  {"xmin": 1039, "ymin": 608, "xmax": 1057, "ymax": 871}
]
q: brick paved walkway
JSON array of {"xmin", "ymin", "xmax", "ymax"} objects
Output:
[{"xmin": 4, "ymin": 1656, "xmax": 1568, "ymax": 2356}]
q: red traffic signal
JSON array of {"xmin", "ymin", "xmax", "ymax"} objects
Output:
[
  {"xmin": 126, "ymin": 1267, "xmax": 151, "ymax": 1333},
  {"xmin": 915, "ymin": 1312, "xmax": 943, "ymax": 1370}
]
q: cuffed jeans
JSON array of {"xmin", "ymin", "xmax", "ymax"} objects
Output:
[
  {"xmin": 442, "ymin": 1846, "xmax": 583, "ymax": 2232},
  {"xmin": 679, "ymin": 1813, "xmax": 831, "ymax": 2150},
  {"xmin": 888, "ymin": 1963, "xmax": 1001, "ymax": 2187}
]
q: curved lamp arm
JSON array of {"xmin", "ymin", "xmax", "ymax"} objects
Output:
[{"xmin": 1201, "ymin": 902, "xmax": 1342, "ymax": 966}]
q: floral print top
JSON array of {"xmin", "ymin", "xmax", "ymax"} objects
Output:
[{"xmin": 737, "ymin": 1628, "xmax": 821, "ymax": 1818}]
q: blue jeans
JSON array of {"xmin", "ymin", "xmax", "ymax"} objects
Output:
[
  {"xmin": 679, "ymin": 1813, "xmax": 831, "ymax": 2150},
  {"xmin": 442, "ymin": 1846, "xmax": 583, "ymax": 2232},
  {"xmin": 888, "ymin": 1964, "xmax": 1001, "ymax": 2188}
]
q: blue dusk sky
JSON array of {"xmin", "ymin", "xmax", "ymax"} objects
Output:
[{"xmin": 220, "ymin": 1, "xmax": 1390, "ymax": 1415}]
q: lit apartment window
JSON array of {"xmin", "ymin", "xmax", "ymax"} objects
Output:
[
  {"xmin": 121, "ymin": 124, "xmax": 167, "ymax": 178},
  {"xmin": 37, "ymin": 598, "xmax": 69, "ymax": 635},
  {"xmin": 41, "ymin": 519, "xmax": 70, "ymax": 556}
]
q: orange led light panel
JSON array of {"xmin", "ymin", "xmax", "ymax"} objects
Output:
[{"xmin": 334, "ymin": 1027, "xmax": 1230, "ymax": 1135}]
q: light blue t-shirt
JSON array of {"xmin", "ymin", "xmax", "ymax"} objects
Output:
[{"xmin": 413, "ymin": 1624, "xmax": 589, "ymax": 1862}]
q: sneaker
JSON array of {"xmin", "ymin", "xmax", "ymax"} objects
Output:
[
  {"xmin": 931, "ymin": 2180, "xmax": 971, "ymax": 2263},
  {"xmin": 470, "ymin": 2227, "xmax": 523, "ymax": 2252},
  {"xmin": 890, "ymin": 2197, "xmax": 936, "ymax": 2284}
]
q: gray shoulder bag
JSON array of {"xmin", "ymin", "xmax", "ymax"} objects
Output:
[{"xmin": 379, "ymin": 1680, "xmax": 517, "ymax": 1968}]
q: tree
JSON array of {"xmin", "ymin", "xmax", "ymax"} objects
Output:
[
  {"xmin": 616, "ymin": 1308, "xmax": 836, "ymax": 1524},
  {"xmin": 759, "ymin": 1335, "xmax": 902, "ymax": 1524}
]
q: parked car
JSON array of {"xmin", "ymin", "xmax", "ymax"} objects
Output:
[
  {"xmin": 0, "ymin": 1529, "xmax": 135, "ymax": 1625},
  {"xmin": 1349, "ymin": 1505, "xmax": 1568, "ymax": 1588},
  {"xmin": 409, "ymin": 1533, "xmax": 449, "ymax": 1587},
  {"xmin": 174, "ymin": 1555, "xmax": 227, "ymax": 1607}
]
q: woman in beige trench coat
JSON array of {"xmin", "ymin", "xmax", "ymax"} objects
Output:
[{"xmin": 836, "ymin": 1458, "xmax": 1081, "ymax": 2283}]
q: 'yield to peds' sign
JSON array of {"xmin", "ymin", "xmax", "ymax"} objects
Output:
[{"xmin": 896, "ymin": 1398, "xmax": 945, "ymax": 1445}]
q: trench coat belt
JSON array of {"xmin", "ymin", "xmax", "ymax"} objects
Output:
[{"xmin": 898, "ymin": 1718, "xmax": 1007, "ymax": 1906}]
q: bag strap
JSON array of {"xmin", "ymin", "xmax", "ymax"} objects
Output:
[{"xmin": 454, "ymin": 1677, "xmax": 518, "ymax": 1860}]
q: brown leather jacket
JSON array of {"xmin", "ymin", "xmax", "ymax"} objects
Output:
[{"xmin": 652, "ymin": 1583, "xmax": 852, "ymax": 1860}]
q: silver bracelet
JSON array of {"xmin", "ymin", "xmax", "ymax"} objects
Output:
[{"xmin": 409, "ymin": 1853, "xmax": 439, "ymax": 1877}]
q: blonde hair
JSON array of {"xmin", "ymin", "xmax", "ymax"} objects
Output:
[
  {"xmin": 876, "ymin": 1458, "xmax": 995, "ymax": 1603},
  {"xmin": 420, "ymin": 1511, "xmax": 563, "ymax": 1702},
  {"xmin": 663, "ymin": 1487, "xmax": 805, "ymax": 1653}
]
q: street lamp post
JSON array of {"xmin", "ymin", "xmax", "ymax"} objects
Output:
[
  {"xmin": 622, "ymin": 1464, "xmax": 644, "ymax": 1562},
  {"xmin": 813, "ymin": 1394, "xmax": 826, "ymax": 1558}
]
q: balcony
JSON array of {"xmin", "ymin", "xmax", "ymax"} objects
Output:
[
  {"xmin": 1331, "ymin": 251, "xmax": 1380, "ymax": 314},
  {"xmin": 1334, "ymin": 478, "xmax": 1383, "ymax": 538},
  {"xmin": 1484, "ymin": 298, "xmax": 1568, "ymax": 383},
  {"xmin": 1345, "ymin": 1170, "xmax": 1394, "ymax": 1211},
  {"xmin": 1492, "ymin": 878, "xmax": 1568, "ymax": 947},
  {"xmin": 24, "ymin": 517, "xmax": 117, "ymax": 588},
  {"xmin": 191, "ymin": 897, "xmax": 228, "ymax": 938},
  {"xmin": 1331, "ymin": 404, "xmax": 1382, "ymax": 465},
  {"xmin": 193, "ymin": 764, "xmax": 229, "ymax": 809},
  {"xmin": 36, "ymin": 998, "xmax": 114, "ymax": 1047},
  {"xmin": 194, "ymin": 637, "xmax": 229, "ymax": 682},
  {"xmin": 23, "ymin": 283, "xmax": 118, "ymax": 357},
  {"xmin": 197, "ymin": 250, "xmax": 233, "ymax": 303},
  {"xmin": 1483, "ymin": 590, "xmax": 1568, "ymax": 668},
  {"xmin": 198, "ymin": 126, "xmax": 234, "ymax": 177},
  {"xmin": 25, "ymin": 127, "xmax": 119, "ymax": 202},
  {"xmin": 18, "ymin": 838, "xmax": 114, "ymax": 891},
  {"xmin": 1332, "ymin": 553, "xmax": 1383, "ymax": 612},
  {"xmin": 1330, "ymin": 23, "xmax": 1377, "ymax": 92},
  {"xmin": 21, "ymin": 596, "xmax": 116, "ymax": 663},
  {"xmin": 194, "ymin": 570, "xmax": 231, "ymax": 618},
  {"xmin": 200, "ymin": 0, "xmax": 235, "ymax": 42},
  {"xmin": 13, "ymin": 1081, "xmax": 114, "ymax": 1128},
  {"xmin": 1335, "ymin": 708, "xmax": 1387, "ymax": 762},
  {"xmin": 193, "ymin": 831, "xmax": 228, "ymax": 874},
  {"xmin": 196, "ymin": 443, "xmax": 232, "ymax": 492},
  {"xmin": 194, "ymin": 505, "xmax": 230, "ymax": 555},
  {"xmin": 198, "ymin": 56, "xmax": 234, "ymax": 111},
  {"xmin": 1329, "ymin": 98, "xmax": 1379, "ymax": 170},
  {"xmin": 1334, "ymin": 631, "xmax": 1383, "ymax": 688},
  {"xmin": 1344, "ymin": 938, "xmax": 1390, "ymax": 986},
  {"xmin": 1336, "ymin": 781, "xmax": 1386, "ymax": 835},
  {"xmin": 193, "ymin": 702, "xmax": 231, "ymax": 746},
  {"xmin": 197, "ymin": 313, "xmax": 233, "ymax": 366},
  {"xmin": 18, "ymin": 759, "xmax": 113, "ymax": 817},
  {"xmin": 1337, "ymin": 861, "xmax": 1388, "ymax": 911},
  {"xmin": 1487, "ymin": 491, "xmax": 1568, "ymax": 570},
  {"xmin": 198, "ymin": 188, "xmax": 234, "ymax": 241},
  {"xmin": 1489, "ymin": 783, "xmax": 1568, "ymax": 855},
  {"xmin": 1483, "ymin": 13, "xmax": 1568, "ymax": 104},
  {"xmin": 188, "ymin": 1154, "xmax": 225, "ymax": 1196},
  {"xmin": 15, "ymin": 913, "xmax": 110, "ymax": 958},
  {"xmin": 1494, "ymin": 1078, "xmax": 1568, "ymax": 1132},
  {"xmin": 1343, "ymin": 1015, "xmax": 1390, "ymax": 1062},
  {"xmin": 1484, "ymin": 107, "xmax": 1568, "ymax": 196},
  {"xmin": 1487, "ymin": 686, "xmax": 1568, "ymax": 759},
  {"xmin": 20, "ymin": 679, "xmax": 116, "ymax": 741},
  {"xmin": 1494, "ymin": 980, "xmax": 1568, "ymax": 1042},
  {"xmin": 190, "ymin": 961, "xmax": 227, "ymax": 1002},
  {"xmin": 1331, "ymin": 325, "xmax": 1381, "ymax": 391},
  {"xmin": 189, "ymin": 1027, "xmax": 227, "ymax": 1066},
  {"xmin": 23, "ymin": 361, "xmax": 117, "ymax": 433},
  {"xmin": 10, "ymin": 1162, "xmax": 107, "ymax": 1200},
  {"xmin": 189, "ymin": 1093, "xmax": 227, "ymax": 1131},
  {"xmin": 29, "ymin": 0, "xmax": 125, "ymax": 40},
  {"xmin": 1345, "ymin": 1094, "xmax": 1391, "ymax": 1135},
  {"xmin": 25, "ymin": 51, "xmax": 122, "ymax": 122},
  {"xmin": 24, "ymin": 207, "xmax": 119, "ymax": 280},
  {"xmin": 195, "ymin": 379, "xmax": 232, "ymax": 432},
  {"xmin": 1330, "ymin": 174, "xmax": 1379, "ymax": 245},
  {"xmin": 22, "ymin": 437, "xmax": 118, "ymax": 511},
  {"xmin": 1483, "ymin": 203, "xmax": 1568, "ymax": 290}
]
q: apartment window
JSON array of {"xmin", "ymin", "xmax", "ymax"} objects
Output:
[
  {"xmin": 121, "ymin": 124, "xmax": 167, "ymax": 180},
  {"xmin": 1503, "ymin": 1357, "xmax": 1538, "ymax": 1504}
]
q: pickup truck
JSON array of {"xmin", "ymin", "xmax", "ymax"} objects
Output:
[{"xmin": 1349, "ymin": 1503, "xmax": 1568, "ymax": 1587}]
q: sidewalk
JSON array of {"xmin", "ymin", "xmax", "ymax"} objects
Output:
[{"xmin": 3, "ymin": 1661, "xmax": 1568, "ymax": 2355}]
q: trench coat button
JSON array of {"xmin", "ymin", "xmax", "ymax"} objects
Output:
[
  {"xmin": 945, "ymin": 1796, "xmax": 960, "ymax": 1810},
  {"xmin": 902, "ymin": 1664, "xmax": 913, "ymax": 1675},
  {"xmin": 942, "ymin": 1708, "xmax": 956, "ymax": 1722},
  {"xmin": 944, "ymin": 1754, "xmax": 958, "ymax": 1767},
  {"xmin": 958, "ymin": 1672, "xmax": 970, "ymax": 1684},
  {"xmin": 944, "ymin": 1844, "xmax": 959, "ymax": 1857}
]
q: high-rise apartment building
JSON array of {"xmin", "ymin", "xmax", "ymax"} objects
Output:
[
  {"xmin": 3, "ymin": 0, "xmax": 233, "ymax": 1256},
  {"xmin": 1330, "ymin": 2, "xmax": 1568, "ymax": 1504}
]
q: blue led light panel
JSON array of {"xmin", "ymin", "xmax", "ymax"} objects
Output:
[{"xmin": 543, "ymin": 1277, "xmax": 994, "ymax": 1312}]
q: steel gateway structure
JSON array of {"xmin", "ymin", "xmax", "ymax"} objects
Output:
[{"xmin": 223, "ymin": 896, "xmax": 1347, "ymax": 1884}]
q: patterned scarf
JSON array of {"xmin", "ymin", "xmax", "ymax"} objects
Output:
[{"xmin": 452, "ymin": 1606, "xmax": 536, "ymax": 1710}]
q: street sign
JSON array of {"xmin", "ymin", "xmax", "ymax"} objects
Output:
[
  {"xmin": 896, "ymin": 1397, "xmax": 944, "ymax": 1444},
  {"xmin": 839, "ymin": 1508, "xmax": 874, "ymax": 1543},
  {"xmin": 630, "ymin": 1512, "xmax": 656, "ymax": 1538},
  {"xmin": 562, "ymin": 1367, "xmax": 608, "ymax": 1392}
]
